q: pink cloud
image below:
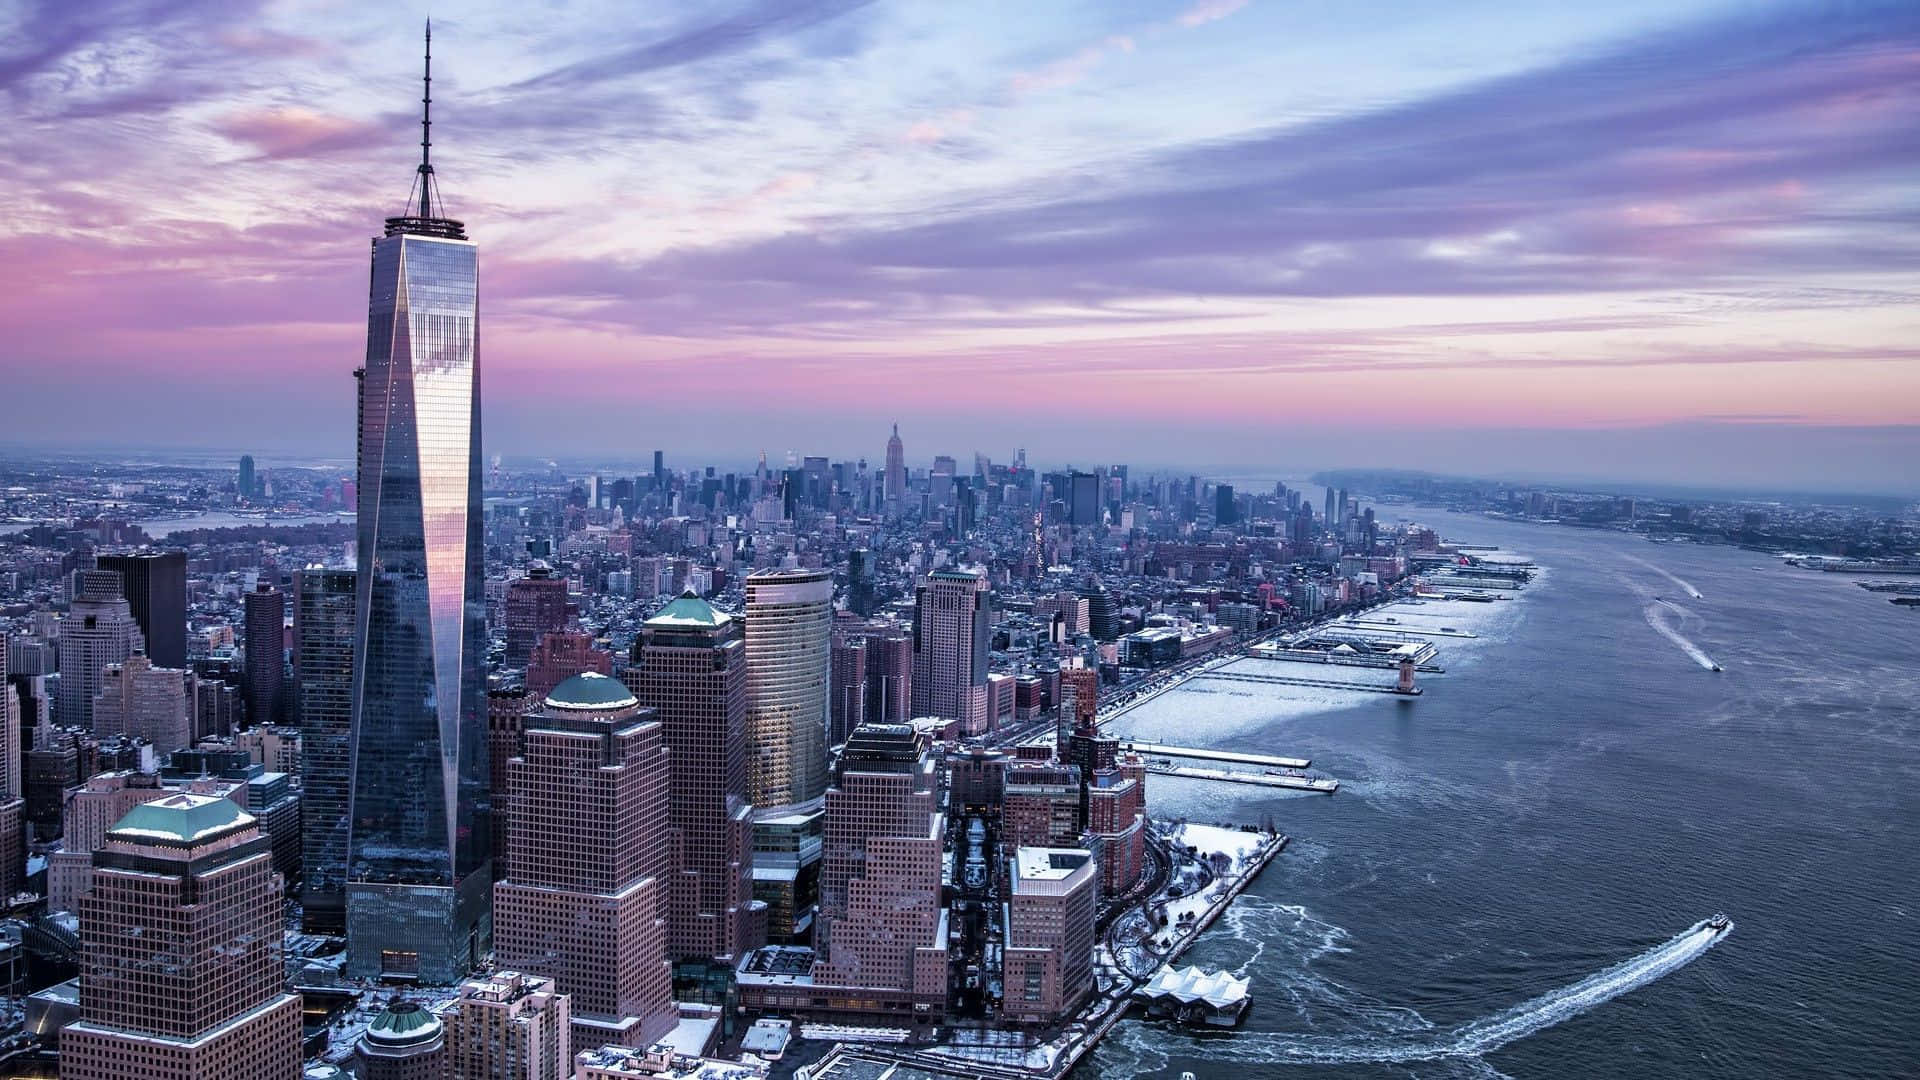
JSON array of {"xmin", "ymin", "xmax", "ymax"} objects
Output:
[
  {"xmin": 1176, "ymin": 0, "xmax": 1251, "ymax": 29},
  {"xmin": 213, "ymin": 106, "xmax": 386, "ymax": 159}
]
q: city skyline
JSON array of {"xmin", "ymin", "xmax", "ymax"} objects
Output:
[{"xmin": 2, "ymin": 2, "xmax": 1917, "ymax": 493}]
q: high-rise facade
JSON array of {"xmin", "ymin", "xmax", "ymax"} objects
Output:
[
  {"xmin": 626, "ymin": 593, "xmax": 757, "ymax": 967},
  {"xmin": 95, "ymin": 551, "xmax": 187, "ymax": 669},
  {"xmin": 743, "ymin": 568, "xmax": 832, "ymax": 943},
  {"xmin": 0, "ymin": 635, "xmax": 19, "ymax": 898},
  {"xmin": 502, "ymin": 565, "xmax": 571, "ymax": 667},
  {"xmin": 862, "ymin": 627, "xmax": 912, "ymax": 725},
  {"xmin": 441, "ymin": 970, "xmax": 572, "ymax": 1080},
  {"xmin": 91, "ymin": 654, "xmax": 194, "ymax": 752},
  {"xmin": 60, "ymin": 794, "xmax": 302, "ymax": 1080},
  {"xmin": 238, "ymin": 454, "xmax": 256, "ymax": 501},
  {"xmin": 346, "ymin": 35, "xmax": 491, "ymax": 984},
  {"xmin": 493, "ymin": 673, "xmax": 676, "ymax": 1050},
  {"xmin": 910, "ymin": 569, "xmax": 991, "ymax": 736},
  {"xmin": 57, "ymin": 570, "xmax": 145, "ymax": 733},
  {"xmin": 524, "ymin": 627, "xmax": 610, "ymax": 701},
  {"xmin": 811, "ymin": 724, "xmax": 948, "ymax": 1023},
  {"xmin": 829, "ymin": 633, "xmax": 866, "ymax": 746},
  {"xmin": 1002, "ymin": 847, "xmax": 1097, "ymax": 1024},
  {"xmin": 242, "ymin": 583, "xmax": 285, "ymax": 726},
  {"xmin": 355, "ymin": 999, "xmax": 446, "ymax": 1080},
  {"xmin": 295, "ymin": 566, "xmax": 356, "ymax": 933},
  {"xmin": 743, "ymin": 569, "xmax": 832, "ymax": 813}
]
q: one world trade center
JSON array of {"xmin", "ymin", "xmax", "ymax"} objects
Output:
[{"xmin": 345, "ymin": 23, "xmax": 490, "ymax": 983}]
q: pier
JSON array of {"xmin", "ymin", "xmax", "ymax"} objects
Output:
[
  {"xmin": 1341, "ymin": 619, "xmax": 1478, "ymax": 639},
  {"xmin": 1190, "ymin": 671, "xmax": 1420, "ymax": 695},
  {"xmin": 1120, "ymin": 741, "xmax": 1310, "ymax": 769},
  {"xmin": 1143, "ymin": 762, "xmax": 1337, "ymax": 793}
]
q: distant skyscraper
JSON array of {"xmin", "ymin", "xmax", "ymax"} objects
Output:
[
  {"xmin": 503, "ymin": 564, "xmax": 571, "ymax": 666},
  {"xmin": 61, "ymin": 794, "xmax": 302, "ymax": 1080},
  {"xmin": 811, "ymin": 724, "xmax": 948, "ymax": 1022},
  {"xmin": 911, "ymin": 569, "xmax": 991, "ymax": 736},
  {"xmin": 95, "ymin": 551, "xmax": 187, "ymax": 668},
  {"xmin": 296, "ymin": 566, "xmax": 356, "ymax": 934},
  {"xmin": 884, "ymin": 423, "xmax": 906, "ymax": 508},
  {"xmin": 242, "ymin": 582, "xmax": 284, "ymax": 725},
  {"xmin": 238, "ymin": 454, "xmax": 256, "ymax": 501},
  {"xmin": 1215, "ymin": 483, "xmax": 1237, "ymax": 525},
  {"xmin": 494, "ymin": 674, "xmax": 675, "ymax": 1050},
  {"xmin": 1068, "ymin": 471, "xmax": 1101, "ymax": 527},
  {"xmin": 57, "ymin": 570, "xmax": 144, "ymax": 733},
  {"xmin": 346, "ymin": 26, "xmax": 491, "ymax": 984},
  {"xmin": 627, "ymin": 593, "xmax": 757, "ymax": 967}
]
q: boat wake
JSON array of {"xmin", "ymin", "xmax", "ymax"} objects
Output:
[
  {"xmin": 1626, "ymin": 554, "xmax": 1704, "ymax": 599},
  {"xmin": 1643, "ymin": 601, "xmax": 1720, "ymax": 671},
  {"xmin": 1166, "ymin": 918, "xmax": 1733, "ymax": 1066}
]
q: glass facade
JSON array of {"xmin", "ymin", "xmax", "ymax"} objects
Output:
[
  {"xmin": 297, "ymin": 566, "xmax": 356, "ymax": 933},
  {"xmin": 347, "ymin": 228, "xmax": 490, "ymax": 983}
]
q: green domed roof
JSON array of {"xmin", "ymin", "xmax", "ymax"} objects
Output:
[
  {"xmin": 646, "ymin": 589, "xmax": 731, "ymax": 629},
  {"xmin": 111, "ymin": 793, "xmax": 253, "ymax": 844},
  {"xmin": 364, "ymin": 999, "xmax": 443, "ymax": 1047},
  {"xmin": 544, "ymin": 671, "xmax": 637, "ymax": 711}
]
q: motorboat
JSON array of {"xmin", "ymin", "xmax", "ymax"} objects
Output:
[{"xmin": 1706, "ymin": 913, "xmax": 1731, "ymax": 932}]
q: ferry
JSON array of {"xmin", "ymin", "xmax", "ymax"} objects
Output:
[
  {"xmin": 1710, "ymin": 663, "xmax": 1724, "ymax": 672},
  {"xmin": 1706, "ymin": 913, "xmax": 1731, "ymax": 933}
]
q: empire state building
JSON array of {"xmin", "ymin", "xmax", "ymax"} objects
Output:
[{"xmin": 345, "ymin": 22, "xmax": 491, "ymax": 984}]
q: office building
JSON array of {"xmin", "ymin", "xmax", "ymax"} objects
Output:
[
  {"xmin": 90, "ymin": 654, "xmax": 194, "ymax": 753},
  {"xmin": 503, "ymin": 564, "xmax": 571, "ymax": 667},
  {"xmin": 60, "ymin": 794, "xmax": 301, "ymax": 1080},
  {"xmin": 811, "ymin": 724, "xmax": 948, "ymax": 1023},
  {"xmin": 442, "ymin": 971, "xmax": 572, "ymax": 1080},
  {"xmin": 524, "ymin": 627, "xmax": 610, "ymax": 701},
  {"xmin": 493, "ymin": 674, "xmax": 676, "ymax": 1050},
  {"xmin": 829, "ymin": 633, "xmax": 865, "ymax": 746},
  {"xmin": 243, "ymin": 583, "xmax": 285, "ymax": 726},
  {"xmin": 861, "ymin": 626, "xmax": 912, "ymax": 726},
  {"xmin": 1002, "ymin": 763, "xmax": 1082, "ymax": 851},
  {"xmin": 1002, "ymin": 847, "xmax": 1097, "ymax": 1024},
  {"xmin": 744, "ymin": 569, "xmax": 832, "ymax": 942},
  {"xmin": 346, "ymin": 38, "xmax": 491, "ymax": 984},
  {"xmin": 1068, "ymin": 471, "xmax": 1100, "ymax": 527},
  {"xmin": 95, "ymin": 551, "xmax": 187, "ymax": 668},
  {"xmin": 626, "ymin": 592, "xmax": 757, "ymax": 967},
  {"xmin": 1214, "ymin": 483, "xmax": 1237, "ymax": 526},
  {"xmin": 57, "ymin": 570, "xmax": 145, "ymax": 734},
  {"xmin": 295, "ymin": 566, "xmax": 355, "ymax": 932},
  {"xmin": 910, "ymin": 569, "xmax": 991, "ymax": 737}
]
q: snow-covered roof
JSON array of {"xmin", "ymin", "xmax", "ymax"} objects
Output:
[{"xmin": 1137, "ymin": 965, "xmax": 1250, "ymax": 1009}]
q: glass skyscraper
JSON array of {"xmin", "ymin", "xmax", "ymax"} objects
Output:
[{"xmin": 345, "ymin": 30, "xmax": 490, "ymax": 983}]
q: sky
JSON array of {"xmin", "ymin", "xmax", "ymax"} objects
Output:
[{"xmin": 1, "ymin": 0, "xmax": 1917, "ymax": 492}]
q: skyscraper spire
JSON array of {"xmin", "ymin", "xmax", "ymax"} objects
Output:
[
  {"xmin": 419, "ymin": 19, "xmax": 433, "ymax": 217},
  {"xmin": 390, "ymin": 18, "xmax": 464, "ymax": 238}
]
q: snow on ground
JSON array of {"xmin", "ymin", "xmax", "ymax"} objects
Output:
[{"xmin": 1167, "ymin": 823, "xmax": 1269, "ymax": 868}]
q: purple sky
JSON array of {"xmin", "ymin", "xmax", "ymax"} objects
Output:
[{"xmin": 1, "ymin": 1, "xmax": 1916, "ymax": 491}]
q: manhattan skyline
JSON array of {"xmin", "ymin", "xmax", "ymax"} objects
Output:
[{"xmin": 2, "ymin": 1, "xmax": 1918, "ymax": 492}]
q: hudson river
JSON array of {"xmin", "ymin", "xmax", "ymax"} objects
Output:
[{"xmin": 1086, "ymin": 509, "xmax": 1919, "ymax": 1079}]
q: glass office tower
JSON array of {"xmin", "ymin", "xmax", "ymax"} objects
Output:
[{"xmin": 345, "ymin": 37, "xmax": 490, "ymax": 981}]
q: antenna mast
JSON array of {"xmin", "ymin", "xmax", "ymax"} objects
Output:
[{"xmin": 418, "ymin": 19, "xmax": 435, "ymax": 218}]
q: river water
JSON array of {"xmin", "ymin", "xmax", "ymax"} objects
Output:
[{"xmin": 1085, "ymin": 509, "xmax": 1920, "ymax": 1079}]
